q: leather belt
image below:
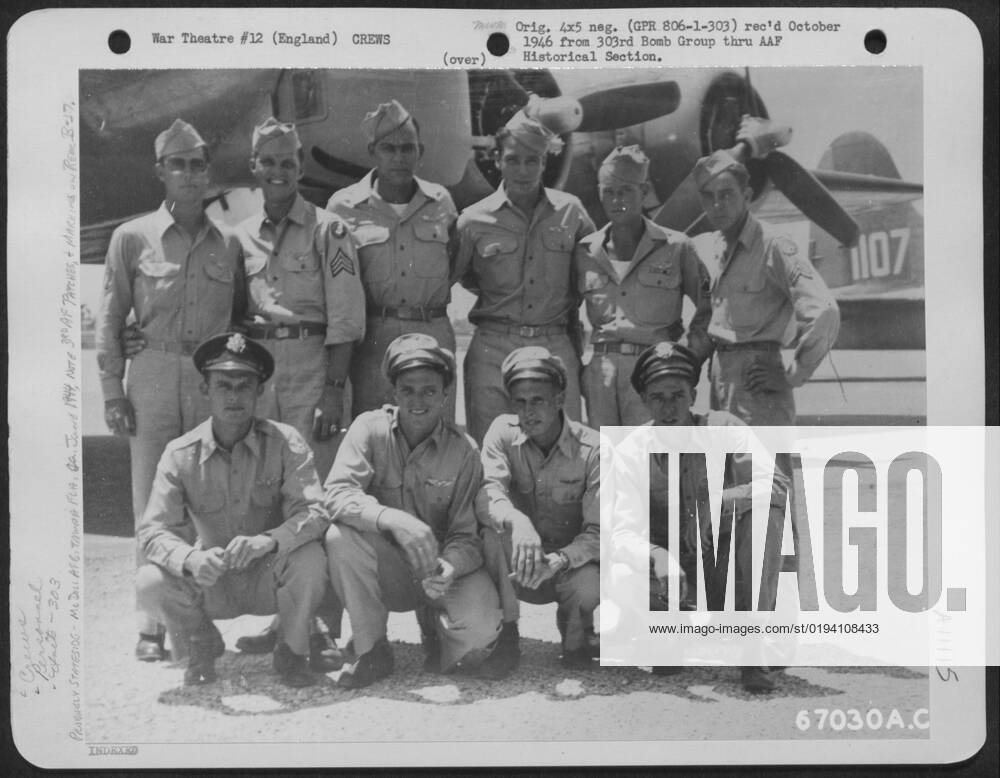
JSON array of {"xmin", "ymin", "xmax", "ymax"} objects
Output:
[
  {"xmin": 712, "ymin": 340, "xmax": 780, "ymax": 353},
  {"xmin": 479, "ymin": 321, "xmax": 565, "ymax": 338},
  {"xmin": 371, "ymin": 305, "xmax": 447, "ymax": 322},
  {"xmin": 245, "ymin": 322, "xmax": 327, "ymax": 340},
  {"xmin": 592, "ymin": 341, "xmax": 646, "ymax": 355},
  {"xmin": 142, "ymin": 338, "xmax": 200, "ymax": 356}
]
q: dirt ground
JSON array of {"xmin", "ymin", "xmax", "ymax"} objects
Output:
[{"xmin": 84, "ymin": 534, "xmax": 929, "ymax": 747}]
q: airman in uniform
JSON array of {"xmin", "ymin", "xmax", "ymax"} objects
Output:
[
  {"xmin": 692, "ymin": 149, "xmax": 840, "ymax": 426},
  {"xmin": 232, "ymin": 117, "xmax": 365, "ymax": 666},
  {"xmin": 324, "ymin": 334, "xmax": 502, "ymax": 688},
  {"xmin": 628, "ymin": 342, "xmax": 790, "ymax": 691},
  {"xmin": 96, "ymin": 119, "xmax": 242, "ymax": 662},
  {"xmin": 475, "ymin": 347, "xmax": 600, "ymax": 676},
  {"xmin": 326, "ymin": 100, "xmax": 459, "ymax": 420},
  {"xmin": 455, "ymin": 109, "xmax": 595, "ymax": 443},
  {"xmin": 574, "ymin": 145, "xmax": 712, "ymax": 427},
  {"xmin": 136, "ymin": 333, "xmax": 331, "ymax": 688}
]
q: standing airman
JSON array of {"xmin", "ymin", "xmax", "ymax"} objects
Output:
[
  {"xmin": 574, "ymin": 146, "xmax": 712, "ymax": 427},
  {"xmin": 327, "ymin": 100, "xmax": 459, "ymax": 421},
  {"xmin": 96, "ymin": 119, "xmax": 242, "ymax": 662},
  {"xmin": 455, "ymin": 109, "xmax": 595, "ymax": 443}
]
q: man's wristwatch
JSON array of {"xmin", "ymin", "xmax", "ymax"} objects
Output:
[{"xmin": 555, "ymin": 551, "xmax": 571, "ymax": 572}]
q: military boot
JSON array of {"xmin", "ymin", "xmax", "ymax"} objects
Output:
[
  {"xmin": 184, "ymin": 623, "xmax": 223, "ymax": 685},
  {"xmin": 475, "ymin": 622, "xmax": 520, "ymax": 680}
]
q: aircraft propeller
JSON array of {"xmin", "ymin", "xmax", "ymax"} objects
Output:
[{"xmin": 527, "ymin": 81, "xmax": 682, "ymax": 135}]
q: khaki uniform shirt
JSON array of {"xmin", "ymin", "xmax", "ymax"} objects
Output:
[
  {"xmin": 97, "ymin": 203, "xmax": 242, "ymax": 399},
  {"xmin": 455, "ymin": 187, "xmax": 595, "ymax": 326},
  {"xmin": 238, "ymin": 194, "xmax": 365, "ymax": 346},
  {"xmin": 137, "ymin": 418, "xmax": 330, "ymax": 577},
  {"xmin": 326, "ymin": 172, "xmax": 456, "ymax": 310},
  {"xmin": 696, "ymin": 213, "xmax": 840, "ymax": 385},
  {"xmin": 575, "ymin": 218, "xmax": 713, "ymax": 362},
  {"xmin": 478, "ymin": 414, "xmax": 600, "ymax": 568},
  {"xmin": 326, "ymin": 408, "xmax": 483, "ymax": 577}
]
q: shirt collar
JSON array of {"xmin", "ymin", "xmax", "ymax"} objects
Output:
[
  {"xmin": 363, "ymin": 170, "xmax": 436, "ymax": 211},
  {"xmin": 198, "ymin": 418, "xmax": 262, "ymax": 464},
  {"xmin": 388, "ymin": 406, "xmax": 448, "ymax": 450},
  {"xmin": 256, "ymin": 192, "xmax": 308, "ymax": 231},
  {"xmin": 483, "ymin": 184, "xmax": 554, "ymax": 217},
  {"xmin": 154, "ymin": 201, "xmax": 220, "ymax": 241},
  {"xmin": 512, "ymin": 414, "xmax": 576, "ymax": 459}
]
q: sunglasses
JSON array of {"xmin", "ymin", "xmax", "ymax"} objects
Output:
[{"xmin": 162, "ymin": 157, "xmax": 208, "ymax": 174}]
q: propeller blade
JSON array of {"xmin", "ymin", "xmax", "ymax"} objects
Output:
[
  {"xmin": 765, "ymin": 151, "xmax": 860, "ymax": 246},
  {"xmin": 577, "ymin": 82, "xmax": 681, "ymax": 132},
  {"xmin": 650, "ymin": 169, "xmax": 705, "ymax": 234}
]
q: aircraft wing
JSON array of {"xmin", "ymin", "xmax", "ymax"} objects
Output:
[{"xmin": 754, "ymin": 170, "xmax": 923, "ymax": 224}]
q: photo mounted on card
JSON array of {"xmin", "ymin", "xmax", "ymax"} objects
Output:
[{"xmin": 6, "ymin": 5, "xmax": 992, "ymax": 770}]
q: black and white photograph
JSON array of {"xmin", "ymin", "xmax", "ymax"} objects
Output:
[{"xmin": 6, "ymin": 6, "xmax": 990, "ymax": 769}]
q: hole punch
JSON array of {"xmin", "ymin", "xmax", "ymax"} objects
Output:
[
  {"xmin": 108, "ymin": 29, "xmax": 131, "ymax": 54},
  {"xmin": 864, "ymin": 29, "xmax": 886, "ymax": 55},
  {"xmin": 487, "ymin": 32, "xmax": 510, "ymax": 57}
]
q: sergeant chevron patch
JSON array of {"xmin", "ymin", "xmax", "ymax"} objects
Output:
[{"xmin": 329, "ymin": 249, "xmax": 355, "ymax": 277}]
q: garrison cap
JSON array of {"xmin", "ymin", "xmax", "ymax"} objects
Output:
[
  {"xmin": 193, "ymin": 332, "xmax": 274, "ymax": 382},
  {"xmin": 599, "ymin": 145, "xmax": 650, "ymax": 186},
  {"xmin": 382, "ymin": 333, "xmax": 455, "ymax": 383},
  {"xmin": 362, "ymin": 99, "xmax": 414, "ymax": 144},
  {"xmin": 502, "ymin": 108, "xmax": 563, "ymax": 156},
  {"xmin": 252, "ymin": 116, "xmax": 301, "ymax": 154},
  {"xmin": 631, "ymin": 341, "xmax": 700, "ymax": 394},
  {"xmin": 501, "ymin": 346, "xmax": 567, "ymax": 391},
  {"xmin": 693, "ymin": 149, "xmax": 748, "ymax": 190},
  {"xmin": 155, "ymin": 119, "xmax": 207, "ymax": 160}
]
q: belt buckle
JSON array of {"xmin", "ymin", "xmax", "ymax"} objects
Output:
[
  {"xmin": 275, "ymin": 325, "xmax": 290, "ymax": 339},
  {"xmin": 518, "ymin": 325, "xmax": 538, "ymax": 338},
  {"xmin": 623, "ymin": 343, "xmax": 640, "ymax": 355}
]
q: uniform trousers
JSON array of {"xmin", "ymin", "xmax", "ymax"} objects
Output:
[
  {"xmin": 136, "ymin": 542, "xmax": 327, "ymax": 661},
  {"xmin": 481, "ymin": 528, "xmax": 599, "ymax": 652},
  {"xmin": 464, "ymin": 326, "xmax": 581, "ymax": 444},
  {"xmin": 325, "ymin": 524, "xmax": 501, "ymax": 671},
  {"xmin": 350, "ymin": 315, "xmax": 456, "ymax": 422},
  {"xmin": 127, "ymin": 349, "xmax": 210, "ymax": 633},
  {"xmin": 582, "ymin": 351, "xmax": 651, "ymax": 428},
  {"xmin": 709, "ymin": 344, "xmax": 795, "ymax": 426},
  {"xmin": 257, "ymin": 333, "xmax": 343, "ymax": 481}
]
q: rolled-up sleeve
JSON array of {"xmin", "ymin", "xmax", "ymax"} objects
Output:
[
  {"xmin": 441, "ymin": 453, "xmax": 485, "ymax": 578},
  {"xmin": 137, "ymin": 449, "xmax": 196, "ymax": 577},
  {"xmin": 324, "ymin": 415, "xmax": 386, "ymax": 532},
  {"xmin": 680, "ymin": 241, "xmax": 714, "ymax": 364},
  {"xmin": 266, "ymin": 432, "xmax": 331, "ymax": 553},
  {"xmin": 95, "ymin": 227, "xmax": 134, "ymax": 400},
  {"xmin": 776, "ymin": 242, "xmax": 840, "ymax": 386},
  {"xmin": 452, "ymin": 214, "xmax": 478, "ymax": 290},
  {"xmin": 320, "ymin": 223, "xmax": 366, "ymax": 346}
]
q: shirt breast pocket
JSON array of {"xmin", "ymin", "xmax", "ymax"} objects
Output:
[
  {"xmin": 476, "ymin": 234, "xmax": 521, "ymax": 292},
  {"xmin": 411, "ymin": 218, "xmax": 450, "ymax": 279},
  {"xmin": 352, "ymin": 223, "xmax": 393, "ymax": 283},
  {"xmin": 423, "ymin": 477, "xmax": 455, "ymax": 529},
  {"xmin": 278, "ymin": 250, "xmax": 321, "ymax": 306},
  {"xmin": 551, "ymin": 479, "xmax": 584, "ymax": 505},
  {"xmin": 136, "ymin": 250, "xmax": 181, "ymax": 296},
  {"xmin": 541, "ymin": 226, "xmax": 574, "ymax": 285},
  {"xmin": 635, "ymin": 262, "xmax": 682, "ymax": 324},
  {"xmin": 721, "ymin": 270, "xmax": 767, "ymax": 330}
]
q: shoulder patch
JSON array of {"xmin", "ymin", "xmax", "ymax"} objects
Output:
[
  {"xmin": 775, "ymin": 236, "xmax": 798, "ymax": 257},
  {"xmin": 332, "ymin": 220, "xmax": 347, "ymax": 239}
]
